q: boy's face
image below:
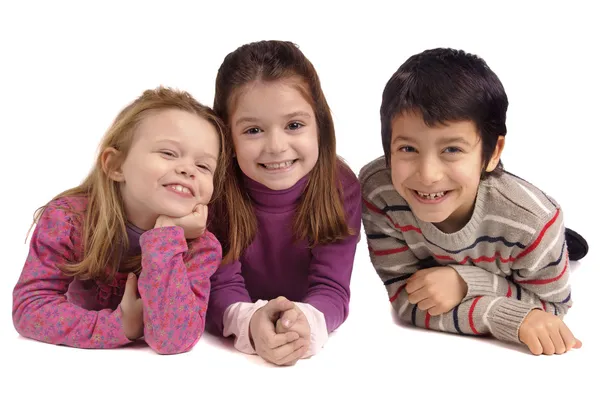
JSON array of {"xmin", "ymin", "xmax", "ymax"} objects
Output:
[{"xmin": 389, "ymin": 111, "xmax": 501, "ymax": 233}]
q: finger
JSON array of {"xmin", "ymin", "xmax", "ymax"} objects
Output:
[
  {"xmin": 275, "ymin": 318, "xmax": 285, "ymax": 334},
  {"xmin": 427, "ymin": 305, "xmax": 444, "ymax": 316},
  {"xmin": 417, "ymin": 297, "xmax": 436, "ymax": 311},
  {"xmin": 264, "ymin": 297, "xmax": 295, "ymax": 321},
  {"xmin": 550, "ymin": 326, "xmax": 566, "ymax": 354},
  {"xmin": 264, "ymin": 331, "xmax": 300, "ymax": 349},
  {"xmin": 405, "ymin": 277, "xmax": 425, "ymax": 294},
  {"xmin": 193, "ymin": 204, "xmax": 208, "ymax": 217},
  {"xmin": 123, "ymin": 273, "xmax": 138, "ymax": 300},
  {"xmin": 270, "ymin": 338, "xmax": 308, "ymax": 364},
  {"xmin": 277, "ymin": 341, "xmax": 309, "ymax": 366},
  {"xmin": 407, "ymin": 287, "xmax": 430, "ymax": 304},
  {"xmin": 558, "ymin": 323, "xmax": 578, "ymax": 351},
  {"xmin": 279, "ymin": 308, "xmax": 299, "ymax": 329},
  {"xmin": 523, "ymin": 334, "xmax": 543, "ymax": 356},
  {"xmin": 538, "ymin": 331, "xmax": 555, "ymax": 355},
  {"xmin": 574, "ymin": 338, "xmax": 583, "ymax": 349}
]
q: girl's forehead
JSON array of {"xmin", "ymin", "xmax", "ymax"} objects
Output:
[{"xmin": 230, "ymin": 78, "xmax": 313, "ymax": 118}]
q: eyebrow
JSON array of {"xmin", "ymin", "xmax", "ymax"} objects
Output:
[
  {"xmin": 156, "ymin": 139, "xmax": 218, "ymax": 161},
  {"xmin": 391, "ymin": 135, "xmax": 472, "ymax": 147},
  {"xmin": 392, "ymin": 135, "xmax": 415, "ymax": 144},
  {"xmin": 435, "ymin": 136, "xmax": 473, "ymax": 146},
  {"xmin": 234, "ymin": 111, "xmax": 312, "ymax": 127}
]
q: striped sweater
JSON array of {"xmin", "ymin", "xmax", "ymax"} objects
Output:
[{"xmin": 359, "ymin": 156, "xmax": 572, "ymax": 344}]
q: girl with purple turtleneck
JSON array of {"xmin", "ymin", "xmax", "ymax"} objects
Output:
[{"xmin": 207, "ymin": 40, "xmax": 362, "ymax": 366}]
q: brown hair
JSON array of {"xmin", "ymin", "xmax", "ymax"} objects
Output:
[
  {"xmin": 211, "ymin": 40, "xmax": 354, "ymax": 263},
  {"xmin": 30, "ymin": 87, "xmax": 228, "ymax": 282}
]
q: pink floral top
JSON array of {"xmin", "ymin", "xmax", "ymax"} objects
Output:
[{"xmin": 12, "ymin": 196, "xmax": 222, "ymax": 354}]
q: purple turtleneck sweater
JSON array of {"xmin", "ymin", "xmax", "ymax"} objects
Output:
[{"xmin": 207, "ymin": 162, "xmax": 362, "ymax": 334}]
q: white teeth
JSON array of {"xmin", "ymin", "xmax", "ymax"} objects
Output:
[
  {"xmin": 170, "ymin": 184, "xmax": 191, "ymax": 194},
  {"xmin": 417, "ymin": 191, "xmax": 446, "ymax": 200},
  {"xmin": 263, "ymin": 160, "xmax": 294, "ymax": 170}
]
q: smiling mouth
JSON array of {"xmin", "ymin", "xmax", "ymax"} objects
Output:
[
  {"xmin": 414, "ymin": 190, "xmax": 448, "ymax": 200},
  {"xmin": 164, "ymin": 184, "xmax": 194, "ymax": 196},
  {"xmin": 259, "ymin": 160, "xmax": 297, "ymax": 170}
]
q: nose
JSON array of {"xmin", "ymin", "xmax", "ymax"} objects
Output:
[
  {"xmin": 175, "ymin": 162, "xmax": 197, "ymax": 179},
  {"xmin": 417, "ymin": 156, "xmax": 444, "ymax": 186},
  {"xmin": 265, "ymin": 130, "xmax": 287, "ymax": 154}
]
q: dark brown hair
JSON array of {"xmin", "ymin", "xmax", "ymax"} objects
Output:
[{"xmin": 381, "ymin": 48, "xmax": 509, "ymax": 178}]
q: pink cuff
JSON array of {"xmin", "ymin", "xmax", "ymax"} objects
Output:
[
  {"xmin": 222, "ymin": 300, "xmax": 268, "ymax": 355},
  {"xmin": 293, "ymin": 302, "xmax": 328, "ymax": 358}
]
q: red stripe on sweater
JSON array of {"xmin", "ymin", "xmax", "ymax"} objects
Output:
[
  {"xmin": 363, "ymin": 199, "xmax": 422, "ymax": 233},
  {"xmin": 541, "ymin": 301, "xmax": 547, "ymax": 311},
  {"xmin": 371, "ymin": 246, "xmax": 409, "ymax": 256},
  {"xmin": 399, "ymin": 224, "xmax": 422, "ymax": 233},
  {"xmin": 425, "ymin": 312, "xmax": 431, "ymax": 329},
  {"xmin": 389, "ymin": 285, "xmax": 405, "ymax": 302},
  {"xmin": 363, "ymin": 198, "xmax": 385, "ymax": 214},
  {"xmin": 519, "ymin": 260, "xmax": 568, "ymax": 285},
  {"xmin": 506, "ymin": 283, "xmax": 512, "ymax": 298},
  {"xmin": 517, "ymin": 208, "xmax": 560, "ymax": 259},
  {"xmin": 435, "ymin": 252, "xmax": 516, "ymax": 264},
  {"xmin": 468, "ymin": 296, "xmax": 483, "ymax": 335}
]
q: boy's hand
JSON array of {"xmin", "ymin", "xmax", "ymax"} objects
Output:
[
  {"xmin": 120, "ymin": 273, "xmax": 144, "ymax": 341},
  {"xmin": 249, "ymin": 297, "xmax": 308, "ymax": 366},
  {"xmin": 154, "ymin": 204, "xmax": 207, "ymax": 239},
  {"xmin": 519, "ymin": 309, "xmax": 582, "ymax": 355},
  {"xmin": 406, "ymin": 267, "xmax": 467, "ymax": 315}
]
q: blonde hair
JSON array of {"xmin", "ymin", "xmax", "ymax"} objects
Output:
[{"xmin": 30, "ymin": 87, "xmax": 228, "ymax": 282}]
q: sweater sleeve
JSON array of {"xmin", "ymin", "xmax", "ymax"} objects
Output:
[
  {"xmin": 361, "ymin": 196, "xmax": 422, "ymax": 306},
  {"xmin": 367, "ymin": 198, "xmax": 572, "ymax": 344},
  {"xmin": 363, "ymin": 198, "xmax": 534, "ymax": 343},
  {"xmin": 449, "ymin": 206, "xmax": 572, "ymax": 317},
  {"xmin": 207, "ymin": 259, "xmax": 253, "ymax": 334},
  {"xmin": 303, "ymin": 172, "xmax": 362, "ymax": 333},
  {"xmin": 137, "ymin": 226, "xmax": 221, "ymax": 355},
  {"xmin": 12, "ymin": 205, "xmax": 132, "ymax": 349}
]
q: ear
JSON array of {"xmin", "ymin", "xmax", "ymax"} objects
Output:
[
  {"xmin": 101, "ymin": 147, "xmax": 125, "ymax": 182},
  {"xmin": 485, "ymin": 136, "xmax": 505, "ymax": 172}
]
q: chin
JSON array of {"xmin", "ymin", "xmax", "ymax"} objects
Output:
[
  {"xmin": 159, "ymin": 205, "xmax": 194, "ymax": 218},
  {"xmin": 260, "ymin": 178, "xmax": 298, "ymax": 191}
]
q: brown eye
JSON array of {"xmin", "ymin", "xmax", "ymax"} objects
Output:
[
  {"xmin": 244, "ymin": 127, "xmax": 261, "ymax": 135},
  {"xmin": 287, "ymin": 122, "xmax": 303, "ymax": 130}
]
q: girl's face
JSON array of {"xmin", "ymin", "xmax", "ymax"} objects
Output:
[
  {"xmin": 106, "ymin": 109, "xmax": 220, "ymax": 230},
  {"xmin": 229, "ymin": 78, "xmax": 319, "ymax": 191}
]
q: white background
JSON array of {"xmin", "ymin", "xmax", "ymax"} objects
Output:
[{"xmin": 1, "ymin": 1, "xmax": 597, "ymax": 397}]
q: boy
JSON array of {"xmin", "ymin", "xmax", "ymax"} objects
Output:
[{"xmin": 359, "ymin": 48, "xmax": 583, "ymax": 355}]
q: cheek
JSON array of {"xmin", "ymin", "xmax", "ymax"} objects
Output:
[
  {"xmin": 201, "ymin": 176, "xmax": 215, "ymax": 196},
  {"xmin": 390, "ymin": 159, "xmax": 411, "ymax": 187},
  {"xmin": 451, "ymin": 160, "xmax": 482, "ymax": 187},
  {"xmin": 233, "ymin": 138, "xmax": 258, "ymax": 163},
  {"xmin": 300, "ymin": 130, "xmax": 319, "ymax": 161}
]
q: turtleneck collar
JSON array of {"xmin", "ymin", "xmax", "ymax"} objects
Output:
[{"xmin": 243, "ymin": 173, "xmax": 310, "ymax": 213}]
